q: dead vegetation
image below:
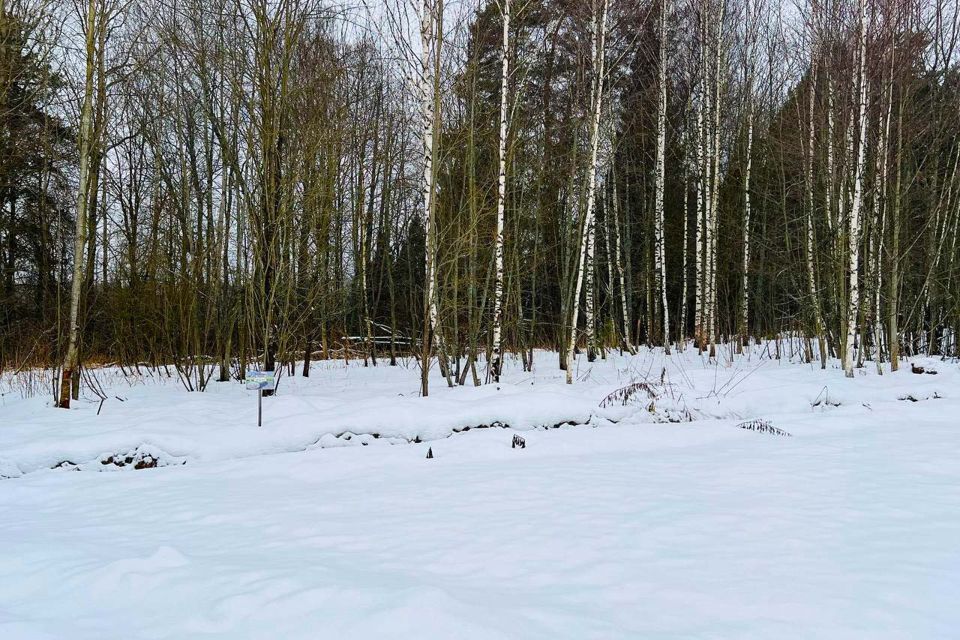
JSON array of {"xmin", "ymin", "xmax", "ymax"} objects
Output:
[
  {"xmin": 736, "ymin": 419, "xmax": 792, "ymax": 437},
  {"xmin": 600, "ymin": 381, "xmax": 694, "ymax": 423},
  {"xmin": 600, "ymin": 381, "xmax": 660, "ymax": 408}
]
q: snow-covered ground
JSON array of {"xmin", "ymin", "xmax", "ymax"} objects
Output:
[{"xmin": 1, "ymin": 346, "xmax": 958, "ymax": 638}]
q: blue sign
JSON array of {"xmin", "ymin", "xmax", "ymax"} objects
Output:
[{"xmin": 246, "ymin": 371, "xmax": 276, "ymax": 391}]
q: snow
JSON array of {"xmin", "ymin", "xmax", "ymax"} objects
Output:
[
  {"xmin": 0, "ymin": 355, "xmax": 610, "ymax": 476},
  {"xmin": 1, "ymin": 346, "xmax": 959, "ymax": 638}
]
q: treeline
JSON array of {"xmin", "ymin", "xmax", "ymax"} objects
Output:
[{"xmin": 1, "ymin": 0, "xmax": 959, "ymax": 404}]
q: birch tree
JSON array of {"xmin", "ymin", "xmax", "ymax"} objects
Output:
[
  {"xmin": 844, "ymin": 0, "xmax": 868, "ymax": 378},
  {"xmin": 705, "ymin": 0, "xmax": 725, "ymax": 358},
  {"xmin": 489, "ymin": 0, "xmax": 509, "ymax": 382},
  {"xmin": 566, "ymin": 0, "xmax": 608, "ymax": 384},
  {"xmin": 653, "ymin": 0, "xmax": 670, "ymax": 354},
  {"xmin": 694, "ymin": 69, "xmax": 705, "ymax": 347},
  {"xmin": 738, "ymin": 0, "xmax": 755, "ymax": 350},
  {"xmin": 419, "ymin": 0, "xmax": 442, "ymax": 396},
  {"xmin": 585, "ymin": 220, "xmax": 597, "ymax": 360},
  {"xmin": 695, "ymin": 0, "xmax": 725, "ymax": 356},
  {"xmin": 805, "ymin": 35, "xmax": 826, "ymax": 367},
  {"xmin": 611, "ymin": 167, "xmax": 633, "ymax": 352},
  {"xmin": 679, "ymin": 123, "xmax": 690, "ymax": 346}
]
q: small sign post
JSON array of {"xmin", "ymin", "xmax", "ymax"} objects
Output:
[{"xmin": 245, "ymin": 371, "xmax": 276, "ymax": 427}]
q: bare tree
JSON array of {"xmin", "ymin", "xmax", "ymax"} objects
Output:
[
  {"xmin": 489, "ymin": 0, "xmax": 510, "ymax": 382},
  {"xmin": 653, "ymin": 0, "xmax": 670, "ymax": 354},
  {"xmin": 565, "ymin": 0, "xmax": 608, "ymax": 385}
]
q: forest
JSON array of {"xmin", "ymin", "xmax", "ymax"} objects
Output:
[{"xmin": 2, "ymin": 0, "xmax": 959, "ymax": 404}]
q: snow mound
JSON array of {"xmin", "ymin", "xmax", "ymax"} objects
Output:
[{"xmin": 1, "ymin": 349, "xmax": 955, "ymax": 479}]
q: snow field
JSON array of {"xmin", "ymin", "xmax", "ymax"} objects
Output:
[{"xmin": 1, "ymin": 346, "xmax": 959, "ymax": 638}]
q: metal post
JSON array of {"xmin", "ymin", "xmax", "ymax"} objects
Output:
[{"xmin": 258, "ymin": 389, "xmax": 262, "ymax": 427}]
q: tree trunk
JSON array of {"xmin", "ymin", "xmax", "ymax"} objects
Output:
[
  {"xmin": 844, "ymin": 0, "xmax": 868, "ymax": 378},
  {"xmin": 654, "ymin": 0, "xmax": 670, "ymax": 354},
  {"xmin": 419, "ymin": 0, "xmax": 441, "ymax": 396},
  {"xmin": 889, "ymin": 96, "xmax": 903, "ymax": 371},
  {"xmin": 490, "ymin": 0, "xmax": 510, "ymax": 382},
  {"xmin": 585, "ymin": 221, "xmax": 597, "ymax": 361},
  {"xmin": 565, "ymin": 0, "xmax": 608, "ymax": 384},
  {"xmin": 805, "ymin": 51, "xmax": 827, "ymax": 368},
  {"xmin": 611, "ymin": 169, "xmax": 632, "ymax": 351},
  {"xmin": 740, "ymin": 0, "xmax": 754, "ymax": 350},
  {"xmin": 58, "ymin": 0, "xmax": 99, "ymax": 409}
]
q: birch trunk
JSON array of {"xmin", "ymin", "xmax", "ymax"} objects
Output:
[
  {"xmin": 694, "ymin": 92, "xmax": 704, "ymax": 348},
  {"xmin": 706, "ymin": 1, "xmax": 724, "ymax": 357},
  {"xmin": 679, "ymin": 135, "xmax": 689, "ymax": 347},
  {"xmin": 611, "ymin": 170, "xmax": 633, "ymax": 351},
  {"xmin": 654, "ymin": 0, "xmax": 670, "ymax": 354},
  {"xmin": 740, "ymin": 110, "xmax": 752, "ymax": 349},
  {"xmin": 585, "ymin": 221, "xmax": 597, "ymax": 361},
  {"xmin": 566, "ymin": 0, "xmax": 608, "ymax": 384},
  {"xmin": 739, "ymin": 0, "xmax": 753, "ymax": 350},
  {"xmin": 489, "ymin": 0, "xmax": 510, "ymax": 382},
  {"xmin": 695, "ymin": 1, "xmax": 710, "ymax": 351},
  {"xmin": 805, "ymin": 57, "xmax": 827, "ymax": 367},
  {"xmin": 419, "ymin": 0, "xmax": 443, "ymax": 395},
  {"xmin": 839, "ymin": 107, "xmax": 852, "ymax": 346},
  {"xmin": 844, "ymin": 0, "xmax": 868, "ymax": 378},
  {"xmin": 825, "ymin": 78, "xmax": 836, "ymax": 235}
]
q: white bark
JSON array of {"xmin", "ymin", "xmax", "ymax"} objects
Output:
[
  {"xmin": 739, "ymin": 0, "xmax": 754, "ymax": 348},
  {"xmin": 706, "ymin": 0, "xmax": 724, "ymax": 355},
  {"xmin": 694, "ymin": 88, "xmax": 704, "ymax": 346},
  {"xmin": 420, "ymin": 0, "xmax": 442, "ymax": 395},
  {"xmin": 679, "ymin": 128, "xmax": 690, "ymax": 347},
  {"xmin": 566, "ymin": 0, "xmax": 608, "ymax": 384},
  {"xmin": 489, "ymin": 0, "xmax": 510, "ymax": 382},
  {"xmin": 654, "ymin": 0, "xmax": 670, "ymax": 354},
  {"xmin": 825, "ymin": 77, "xmax": 836, "ymax": 234},
  {"xmin": 805, "ymin": 55, "xmax": 826, "ymax": 367},
  {"xmin": 585, "ymin": 221, "xmax": 597, "ymax": 360},
  {"xmin": 740, "ymin": 104, "xmax": 752, "ymax": 347},
  {"xmin": 611, "ymin": 169, "xmax": 633, "ymax": 351},
  {"xmin": 844, "ymin": 0, "xmax": 868, "ymax": 378}
]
